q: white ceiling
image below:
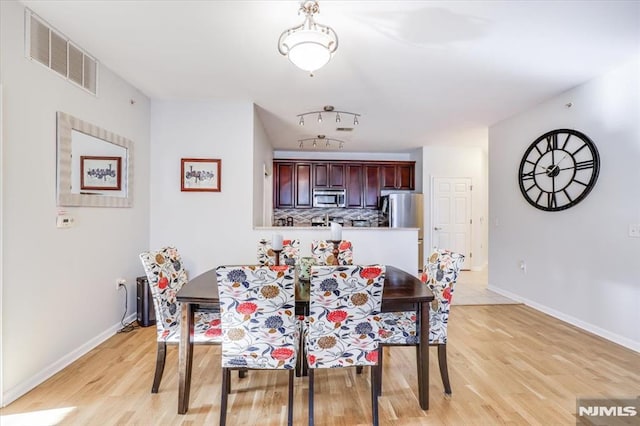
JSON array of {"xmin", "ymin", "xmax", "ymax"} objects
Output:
[{"xmin": 22, "ymin": 0, "xmax": 640, "ymax": 153}]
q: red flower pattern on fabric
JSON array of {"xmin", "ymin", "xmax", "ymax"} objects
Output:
[
  {"xmin": 236, "ymin": 302, "xmax": 258, "ymax": 315},
  {"xmin": 205, "ymin": 327, "xmax": 222, "ymax": 337},
  {"xmin": 272, "ymin": 347, "xmax": 295, "ymax": 361},
  {"xmin": 443, "ymin": 287, "xmax": 452, "ymax": 303},
  {"xmin": 210, "ymin": 319, "xmax": 221, "ymax": 327},
  {"xmin": 308, "ymin": 354, "xmax": 317, "ymax": 365},
  {"xmin": 339, "ymin": 241, "xmax": 351, "ymax": 251},
  {"xmin": 360, "ymin": 267, "xmax": 382, "ymax": 280},
  {"xmin": 158, "ymin": 276, "xmax": 168, "ymax": 290},
  {"xmin": 270, "ymin": 265, "xmax": 288, "ymax": 273},
  {"xmin": 327, "ymin": 310, "xmax": 348, "ymax": 323},
  {"xmin": 365, "ymin": 351, "xmax": 378, "ymax": 363}
]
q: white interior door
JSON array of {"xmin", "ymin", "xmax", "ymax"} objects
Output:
[{"xmin": 432, "ymin": 177, "xmax": 472, "ymax": 270}]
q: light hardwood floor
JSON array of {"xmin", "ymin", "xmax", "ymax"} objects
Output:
[
  {"xmin": 2, "ymin": 305, "xmax": 639, "ymax": 425},
  {"xmin": 454, "ymin": 269, "xmax": 518, "ymax": 306}
]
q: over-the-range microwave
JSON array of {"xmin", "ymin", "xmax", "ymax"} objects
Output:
[{"xmin": 313, "ymin": 189, "xmax": 346, "ymax": 208}]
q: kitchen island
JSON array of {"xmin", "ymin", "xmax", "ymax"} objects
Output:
[{"xmin": 252, "ymin": 226, "xmax": 420, "ymax": 275}]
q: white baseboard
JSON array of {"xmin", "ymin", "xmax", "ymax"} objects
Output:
[
  {"xmin": 488, "ymin": 286, "xmax": 640, "ymax": 353},
  {"xmin": 1, "ymin": 313, "xmax": 137, "ymax": 407}
]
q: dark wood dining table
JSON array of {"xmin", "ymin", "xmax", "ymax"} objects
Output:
[{"xmin": 176, "ymin": 264, "xmax": 434, "ymax": 414}]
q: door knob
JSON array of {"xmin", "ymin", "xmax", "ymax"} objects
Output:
[{"xmin": 434, "ymin": 227, "xmax": 442, "ymax": 231}]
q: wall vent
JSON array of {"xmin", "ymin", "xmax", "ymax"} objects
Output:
[
  {"xmin": 336, "ymin": 127, "xmax": 354, "ymax": 132},
  {"xmin": 25, "ymin": 9, "xmax": 98, "ymax": 95}
]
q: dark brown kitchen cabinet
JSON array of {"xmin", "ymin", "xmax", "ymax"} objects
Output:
[
  {"xmin": 396, "ymin": 164, "xmax": 414, "ymax": 189},
  {"xmin": 363, "ymin": 165, "xmax": 381, "ymax": 208},
  {"xmin": 274, "ymin": 162, "xmax": 295, "ymax": 208},
  {"xmin": 380, "ymin": 163, "xmax": 415, "ymax": 190},
  {"xmin": 295, "ymin": 163, "xmax": 312, "ymax": 207},
  {"xmin": 345, "ymin": 165, "xmax": 363, "ymax": 208},
  {"xmin": 313, "ymin": 163, "xmax": 345, "ymax": 188},
  {"xmin": 273, "ymin": 162, "xmax": 312, "ymax": 208},
  {"xmin": 274, "ymin": 159, "xmax": 414, "ymax": 209}
]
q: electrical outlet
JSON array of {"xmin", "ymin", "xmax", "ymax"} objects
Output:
[
  {"xmin": 629, "ymin": 224, "xmax": 640, "ymax": 238},
  {"xmin": 116, "ymin": 278, "xmax": 126, "ymax": 290}
]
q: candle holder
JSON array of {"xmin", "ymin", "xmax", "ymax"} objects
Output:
[
  {"xmin": 327, "ymin": 240, "xmax": 342, "ymax": 266},
  {"xmin": 272, "ymin": 249, "xmax": 283, "ymax": 266}
]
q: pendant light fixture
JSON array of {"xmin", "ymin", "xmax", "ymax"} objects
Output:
[{"xmin": 278, "ymin": 1, "xmax": 338, "ymax": 76}]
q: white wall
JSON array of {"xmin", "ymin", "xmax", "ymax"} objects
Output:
[
  {"xmin": 149, "ymin": 100, "xmax": 258, "ymax": 274},
  {"xmin": 253, "ymin": 107, "xmax": 273, "ymax": 227},
  {"xmin": 422, "ymin": 145, "xmax": 489, "ymax": 270},
  {"xmin": 0, "ymin": 0, "xmax": 151, "ymax": 404},
  {"xmin": 489, "ymin": 57, "xmax": 640, "ymax": 351}
]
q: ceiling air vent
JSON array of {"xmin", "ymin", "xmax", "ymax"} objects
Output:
[
  {"xmin": 26, "ymin": 9, "xmax": 98, "ymax": 95},
  {"xmin": 336, "ymin": 127, "xmax": 354, "ymax": 132}
]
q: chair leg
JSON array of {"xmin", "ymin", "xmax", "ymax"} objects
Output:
[
  {"xmin": 438, "ymin": 344, "xmax": 452, "ymax": 395},
  {"xmin": 308, "ymin": 368, "xmax": 315, "ymax": 426},
  {"xmin": 221, "ymin": 367, "xmax": 230, "ymax": 426},
  {"xmin": 238, "ymin": 368, "xmax": 248, "ymax": 379},
  {"xmin": 356, "ymin": 366, "xmax": 363, "ymax": 375},
  {"xmin": 151, "ymin": 342, "xmax": 166, "ymax": 393},
  {"xmin": 370, "ymin": 364, "xmax": 379, "ymax": 426},
  {"xmin": 287, "ymin": 369, "xmax": 294, "ymax": 426}
]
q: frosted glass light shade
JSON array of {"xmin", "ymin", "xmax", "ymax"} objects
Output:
[{"xmin": 282, "ymin": 29, "xmax": 334, "ymax": 73}]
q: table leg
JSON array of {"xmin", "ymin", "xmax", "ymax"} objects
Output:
[
  {"xmin": 178, "ymin": 302, "xmax": 194, "ymax": 414},
  {"xmin": 418, "ymin": 301, "xmax": 430, "ymax": 410}
]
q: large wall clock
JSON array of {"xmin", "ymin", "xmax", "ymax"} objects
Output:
[{"xmin": 518, "ymin": 128, "xmax": 600, "ymax": 212}]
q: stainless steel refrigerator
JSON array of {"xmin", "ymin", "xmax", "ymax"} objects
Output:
[{"xmin": 384, "ymin": 192, "xmax": 424, "ymax": 269}]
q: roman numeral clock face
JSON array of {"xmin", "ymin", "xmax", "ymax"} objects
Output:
[{"xmin": 518, "ymin": 129, "xmax": 600, "ymax": 211}]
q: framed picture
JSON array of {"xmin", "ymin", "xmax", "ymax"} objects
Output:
[
  {"xmin": 181, "ymin": 158, "xmax": 221, "ymax": 192},
  {"xmin": 80, "ymin": 156, "xmax": 122, "ymax": 191}
]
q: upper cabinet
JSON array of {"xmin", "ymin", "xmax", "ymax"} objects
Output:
[
  {"xmin": 313, "ymin": 163, "xmax": 345, "ymax": 188},
  {"xmin": 274, "ymin": 161, "xmax": 312, "ymax": 208},
  {"xmin": 380, "ymin": 163, "xmax": 414, "ymax": 190},
  {"xmin": 345, "ymin": 165, "xmax": 364, "ymax": 208},
  {"xmin": 274, "ymin": 160, "xmax": 415, "ymax": 209},
  {"xmin": 274, "ymin": 162, "xmax": 295, "ymax": 208}
]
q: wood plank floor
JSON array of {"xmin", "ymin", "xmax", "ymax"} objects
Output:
[{"xmin": 2, "ymin": 304, "xmax": 639, "ymax": 425}]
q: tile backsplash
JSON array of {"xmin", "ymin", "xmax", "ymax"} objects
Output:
[{"xmin": 273, "ymin": 208, "xmax": 388, "ymax": 227}]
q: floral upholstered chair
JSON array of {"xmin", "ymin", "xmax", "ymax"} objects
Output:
[
  {"xmin": 216, "ymin": 265, "xmax": 298, "ymax": 426},
  {"xmin": 139, "ymin": 247, "xmax": 223, "ymax": 393},
  {"xmin": 257, "ymin": 238, "xmax": 300, "ymax": 266},
  {"xmin": 306, "ymin": 265, "xmax": 385, "ymax": 426},
  {"xmin": 310, "ymin": 239, "xmax": 353, "ymax": 266},
  {"xmin": 377, "ymin": 248, "xmax": 464, "ymax": 395}
]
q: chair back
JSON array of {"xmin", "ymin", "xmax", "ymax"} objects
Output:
[
  {"xmin": 257, "ymin": 239, "xmax": 300, "ymax": 266},
  {"xmin": 216, "ymin": 265, "xmax": 298, "ymax": 369},
  {"xmin": 310, "ymin": 240, "xmax": 353, "ymax": 265},
  {"xmin": 307, "ymin": 265, "xmax": 385, "ymax": 368},
  {"xmin": 139, "ymin": 247, "xmax": 187, "ymax": 335},
  {"xmin": 421, "ymin": 249, "xmax": 465, "ymax": 344}
]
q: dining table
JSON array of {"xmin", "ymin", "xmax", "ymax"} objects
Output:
[{"xmin": 176, "ymin": 264, "xmax": 434, "ymax": 414}]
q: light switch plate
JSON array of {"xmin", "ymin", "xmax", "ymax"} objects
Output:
[{"xmin": 629, "ymin": 224, "xmax": 640, "ymax": 238}]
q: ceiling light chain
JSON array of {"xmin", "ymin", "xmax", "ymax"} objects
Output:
[
  {"xmin": 277, "ymin": 1, "xmax": 338, "ymax": 76},
  {"xmin": 298, "ymin": 134, "xmax": 345, "ymax": 150},
  {"xmin": 297, "ymin": 105, "xmax": 360, "ymax": 126}
]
